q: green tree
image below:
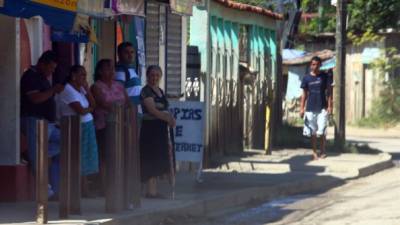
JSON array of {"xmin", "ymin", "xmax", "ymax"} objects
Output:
[
  {"xmin": 300, "ymin": 0, "xmax": 336, "ymax": 34},
  {"xmin": 300, "ymin": 0, "xmax": 400, "ymax": 35},
  {"xmin": 348, "ymin": 0, "xmax": 400, "ymax": 34}
]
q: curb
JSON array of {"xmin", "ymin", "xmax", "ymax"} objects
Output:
[
  {"xmin": 98, "ymin": 156, "xmax": 393, "ymax": 225},
  {"xmin": 101, "ymin": 176, "xmax": 343, "ymax": 225},
  {"xmin": 357, "ymin": 154, "xmax": 394, "ymax": 178}
]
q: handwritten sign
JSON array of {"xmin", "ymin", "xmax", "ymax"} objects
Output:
[
  {"xmin": 31, "ymin": 0, "xmax": 78, "ymax": 12},
  {"xmin": 169, "ymin": 101, "xmax": 204, "ymax": 162}
]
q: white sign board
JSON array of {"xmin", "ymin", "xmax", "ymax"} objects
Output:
[{"xmin": 169, "ymin": 101, "xmax": 204, "ymax": 162}]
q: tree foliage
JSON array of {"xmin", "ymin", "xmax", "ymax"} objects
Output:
[
  {"xmin": 348, "ymin": 0, "xmax": 400, "ymax": 34},
  {"xmin": 300, "ymin": 0, "xmax": 400, "ymax": 35},
  {"xmin": 299, "ymin": 0, "xmax": 336, "ymax": 34}
]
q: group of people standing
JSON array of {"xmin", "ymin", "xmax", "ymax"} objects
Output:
[{"xmin": 20, "ymin": 42, "xmax": 175, "ymax": 199}]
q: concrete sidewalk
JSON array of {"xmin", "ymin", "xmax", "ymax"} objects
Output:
[{"xmin": 0, "ymin": 149, "xmax": 392, "ymax": 225}]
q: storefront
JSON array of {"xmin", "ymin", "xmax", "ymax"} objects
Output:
[{"xmin": 0, "ymin": 0, "xmax": 146, "ymax": 202}]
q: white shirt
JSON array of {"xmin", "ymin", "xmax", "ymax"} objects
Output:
[{"xmin": 58, "ymin": 83, "xmax": 93, "ymax": 123}]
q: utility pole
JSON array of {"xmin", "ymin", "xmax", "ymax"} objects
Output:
[
  {"xmin": 271, "ymin": 0, "xmax": 284, "ymax": 149},
  {"xmin": 334, "ymin": 0, "xmax": 347, "ymax": 149},
  {"xmin": 318, "ymin": 0, "xmax": 325, "ymax": 33}
]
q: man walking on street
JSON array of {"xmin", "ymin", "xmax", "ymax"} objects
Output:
[
  {"xmin": 300, "ymin": 56, "xmax": 333, "ymax": 160},
  {"xmin": 20, "ymin": 50, "xmax": 64, "ymax": 198}
]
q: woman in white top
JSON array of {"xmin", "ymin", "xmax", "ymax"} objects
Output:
[{"xmin": 59, "ymin": 65, "xmax": 99, "ymax": 196}]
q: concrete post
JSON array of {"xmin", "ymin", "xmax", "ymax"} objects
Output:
[{"xmin": 0, "ymin": 15, "xmax": 20, "ymax": 165}]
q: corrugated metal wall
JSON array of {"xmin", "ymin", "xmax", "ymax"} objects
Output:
[
  {"xmin": 145, "ymin": 2, "xmax": 160, "ymax": 67},
  {"xmin": 145, "ymin": 1, "xmax": 183, "ymax": 96},
  {"xmin": 166, "ymin": 11, "xmax": 182, "ymax": 96}
]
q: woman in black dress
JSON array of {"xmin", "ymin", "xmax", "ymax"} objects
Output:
[{"xmin": 140, "ymin": 65, "xmax": 176, "ymax": 198}]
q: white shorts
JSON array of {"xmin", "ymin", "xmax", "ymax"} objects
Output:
[{"xmin": 303, "ymin": 109, "xmax": 328, "ymax": 137}]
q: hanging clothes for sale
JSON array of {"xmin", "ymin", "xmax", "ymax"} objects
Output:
[
  {"xmin": 77, "ymin": 0, "xmax": 113, "ymax": 18},
  {"xmin": 76, "ymin": 0, "xmax": 144, "ymax": 18},
  {"xmin": 113, "ymin": 0, "xmax": 145, "ymax": 17}
]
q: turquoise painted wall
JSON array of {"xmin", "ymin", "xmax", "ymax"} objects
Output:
[
  {"xmin": 190, "ymin": 7, "xmax": 210, "ymax": 73},
  {"xmin": 190, "ymin": 1, "xmax": 279, "ymax": 82}
]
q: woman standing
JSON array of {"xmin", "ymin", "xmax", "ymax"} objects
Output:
[
  {"xmin": 140, "ymin": 65, "xmax": 176, "ymax": 198},
  {"xmin": 58, "ymin": 65, "xmax": 98, "ymax": 196},
  {"xmin": 91, "ymin": 59, "xmax": 129, "ymax": 193}
]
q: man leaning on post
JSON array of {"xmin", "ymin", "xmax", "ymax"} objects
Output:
[
  {"xmin": 20, "ymin": 50, "xmax": 64, "ymax": 200},
  {"xmin": 300, "ymin": 56, "xmax": 334, "ymax": 160}
]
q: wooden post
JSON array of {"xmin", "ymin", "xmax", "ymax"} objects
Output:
[
  {"xmin": 105, "ymin": 105, "xmax": 125, "ymax": 213},
  {"xmin": 36, "ymin": 120, "xmax": 48, "ymax": 224},
  {"xmin": 69, "ymin": 116, "xmax": 81, "ymax": 214},
  {"xmin": 123, "ymin": 106, "xmax": 141, "ymax": 209},
  {"xmin": 123, "ymin": 107, "xmax": 133, "ymax": 209},
  {"xmin": 334, "ymin": 0, "xmax": 347, "ymax": 149},
  {"xmin": 132, "ymin": 111, "xmax": 141, "ymax": 208},
  {"xmin": 59, "ymin": 117, "xmax": 71, "ymax": 219},
  {"xmin": 59, "ymin": 116, "xmax": 81, "ymax": 218}
]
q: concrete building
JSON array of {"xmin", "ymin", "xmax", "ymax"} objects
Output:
[
  {"xmin": 189, "ymin": 0, "xmax": 281, "ymax": 160},
  {"xmin": 0, "ymin": 0, "xmax": 189, "ymax": 201}
]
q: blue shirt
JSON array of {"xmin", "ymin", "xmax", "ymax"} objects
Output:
[
  {"xmin": 301, "ymin": 72, "xmax": 332, "ymax": 112},
  {"xmin": 115, "ymin": 64, "xmax": 142, "ymax": 105}
]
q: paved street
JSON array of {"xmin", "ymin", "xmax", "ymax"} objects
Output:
[
  {"xmin": 170, "ymin": 127, "xmax": 400, "ymax": 225},
  {"xmin": 174, "ymin": 166, "xmax": 400, "ymax": 225}
]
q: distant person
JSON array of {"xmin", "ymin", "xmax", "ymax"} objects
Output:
[
  {"xmin": 91, "ymin": 59, "xmax": 130, "ymax": 193},
  {"xmin": 20, "ymin": 50, "xmax": 64, "ymax": 198},
  {"xmin": 140, "ymin": 65, "xmax": 176, "ymax": 198},
  {"xmin": 300, "ymin": 56, "xmax": 333, "ymax": 160},
  {"xmin": 58, "ymin": 65, "xmax": 98, "ymax": 196}
]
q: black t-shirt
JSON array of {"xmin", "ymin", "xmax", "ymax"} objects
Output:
[
  {"xmin": 300, "ymin": 72, "xmax": 333, "ymax": 112},
  {"xmin": 20, "ymin": 67, "xmax": 56, "ymax": 122},
  {"xmin": 140, "ymin": 85, "xmax": 169, "ymax": 120}
]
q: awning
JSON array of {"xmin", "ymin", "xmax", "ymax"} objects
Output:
[
  {"xmin": 0, "ymin": 0, "xmax": 78, "ymax": 30},
  {"xmin": 283, "ymin": 49, "xmax": 306, "ymax": 61},
  {"xmin": 51, "ymin": 29, "xmax": 89, "ymax": 43},
  {"xmin": 321, "ymin": 57, "xmax": 336, "ymax": 70},
  {"xmin": 362, "ymin": 47, "xmax": 381, "ymax": 64},
  {"xmin": 0, "ymin": 0, "xmax": 77, "ymax": 31}
]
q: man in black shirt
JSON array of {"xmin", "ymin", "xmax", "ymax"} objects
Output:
[
  {"xmin": 20, "ymin": 50, "xmax": 64, "ymax": 198},
  {"xmin": 300, "ymin": 56, "xmax": 333, "ymax": 160}
]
